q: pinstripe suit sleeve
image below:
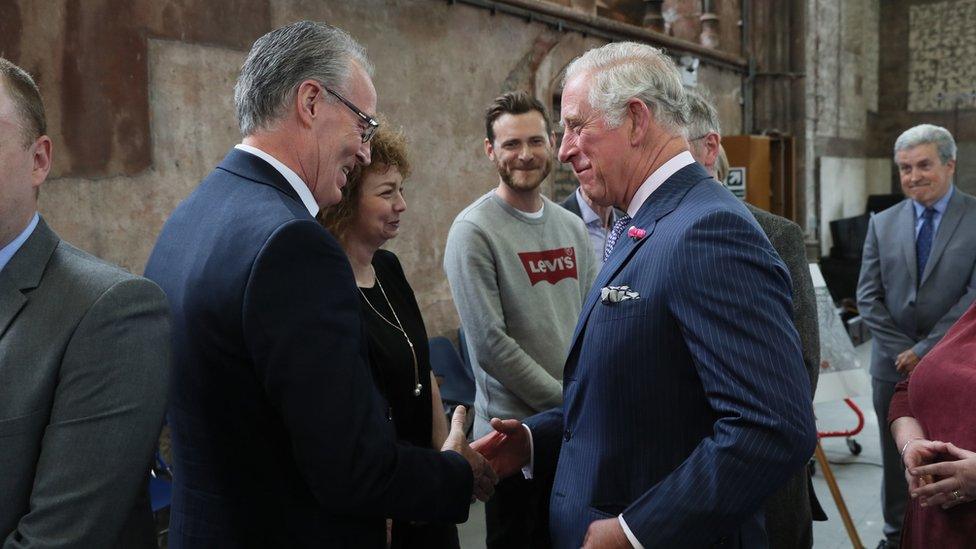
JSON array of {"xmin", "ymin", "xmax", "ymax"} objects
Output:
[
  {"xmin": 621, "ymin": 210, "xmax": 817, "ymax": 546},
  {"xmin": 523, "ymin": 407, "xmax": 564, "ymax": 477}
]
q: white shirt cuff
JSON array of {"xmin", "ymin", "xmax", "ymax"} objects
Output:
[
  {"xmin": 520, "ymin": 424, "xmax": 534, "ymax": 480},
  {"xmin": 619, "ymin": 515, "xmax": 643, "ymax": 548}
]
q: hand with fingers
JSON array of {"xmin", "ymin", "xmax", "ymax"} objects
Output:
[
  {"xmin": 441, "ymin": 406, "xmax": 499, "ymax": 502},
  {"xmin": 895, "ymin": 348, "xmax": 921, "ymax": 374},
  {"xmin": 470, "ymin": 417, "xmax": 531, "ymax": 479},
  {"xmin": 901, "ymin": 438, "xmax": 947, "ymax": 492},
  {"xmin": 910, "ymin": 442, "xmax": 976, "ymax": 510},
  {"xmin": 581, "ymin": 517, "xmax": 630, "ymax": 548}
]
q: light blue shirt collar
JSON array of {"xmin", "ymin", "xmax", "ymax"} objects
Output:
[
  {"xmin": 0, "ymin": 212, "xmax": 39, "ymax": 274},
  {"xmin": 912, "ymin": 185, "xmax": 953, "ymax": 219},
  {"xmin": 576, "ymin": 188, "xmax": 602, "ymax": 227}
]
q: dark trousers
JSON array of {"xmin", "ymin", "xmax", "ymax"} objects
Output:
[
  {"xmin": 391, "ymin": 521, "xmax": 459, "ymax": 549},
  {"xmin": 485, "ymin": 473, "xmax": 552, "ymax": 549},
  {"xmin": 873, "ymin": 376, "xmax": 908, "ymax": 547}
]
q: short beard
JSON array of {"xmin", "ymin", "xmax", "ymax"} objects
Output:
[{"xmin": 497, "ymin": 157, "xmax": 552, "ymax": 192}]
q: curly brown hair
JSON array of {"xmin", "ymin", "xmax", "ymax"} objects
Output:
[{"xmin": 317, "ymin": 124, "xmax": 411, "ymax": 241}]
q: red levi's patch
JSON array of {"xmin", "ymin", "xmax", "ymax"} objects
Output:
[{"xmin": 517, "ymin": 247, "xmax": 579, "ymax": 286}]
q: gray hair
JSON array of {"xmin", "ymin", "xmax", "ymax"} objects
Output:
[
  {"xmin": 234, "ymin": 20, "xmax": 373, "ymax": 136},
  {"xmin": 685, "ymin": 89, "xmax": 721, "ymax": 139},
  {"xmin": 894, "ymin": 124, "xmax": 956, "ymax": 164},
  {"xmin": 563, "ymin": 42, "xmax": 688, "ymax": 134}
]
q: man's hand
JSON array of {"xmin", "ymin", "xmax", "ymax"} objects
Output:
[
  {"xmin": 911, "ymin": 442, "xmax": 976, "ymax": 509},
  {"xmin": 895, "ymin": 349, "xmax": 921, "ymax": 374},
  {"xmin": 441, "ymin": 406, "xmax": 498, "ymax": 501},
  {"xmin": 471, "ymin": 417, "xmax": 531, "ymax": 479},
  {"xmin": 901, "ymin": 438, "xmax": 945, "ymax": 492},
  {"xmin": 582, "ymin": 517, "xmax": 631, "ymax": 548}
]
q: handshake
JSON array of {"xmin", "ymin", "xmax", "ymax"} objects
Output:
[{"xmin": 440, "ymin": 407, "xmax": 531, "ymax": 501}]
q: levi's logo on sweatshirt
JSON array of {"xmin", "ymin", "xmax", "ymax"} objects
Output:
[{"xmin": 517, "ymin": 247, "xmax": 578, "ymax": 285}]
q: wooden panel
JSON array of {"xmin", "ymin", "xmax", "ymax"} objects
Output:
[{"xmin": 723, "ymin": 135, "xmax": 772, "ymax": 211}]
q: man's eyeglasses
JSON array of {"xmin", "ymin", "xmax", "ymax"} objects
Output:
[{"xmin": 325, "ymin": 87, "xmax": 379, "ymax": 143}]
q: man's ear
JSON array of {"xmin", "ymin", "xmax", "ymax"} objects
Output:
[
  {"xmin": 484, "ymin": 137, "xmax": 495, "ymax": 161},
  {"xmin": 295, "ymin": 79, "xmax": 322, "ymax": 128},
  {"xmin": 31, "ymin": 135, "xmax": 53, "ymax": 190},
  {"xmin": 703, "ymin": 133, "xmax": 721, "ymax": 168},
  {"xmin": 627, "ymin": 99, "xmax": 651, "ymax": 146}
]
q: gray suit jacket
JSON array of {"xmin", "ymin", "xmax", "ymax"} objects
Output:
[
  {"xmin": 747, "ymin": 204, "xmax": 820, "ymax": 549},
  {"xmin": 0, "ymin": 218, "xmax": 170, "ymax": 548},
  {"xmin": 856, "ymin": 188, "xmax": 976, "ymax": 382}
]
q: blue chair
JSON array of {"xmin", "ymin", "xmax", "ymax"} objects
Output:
[
  {"xmin": 149, "ymin": 429, "xmax": 173, "ymax": 544},
  {"xmin": 428, "ymin": 336, "xmax": 475, "ymax": 414},
  {"xmin": 149, "ymin": 450, "xmax": 172, "ymax": 514}
]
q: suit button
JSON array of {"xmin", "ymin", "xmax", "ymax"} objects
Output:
[{"xmin": 564, "ymin": 429, "xmax": 572, "ymax": 441}]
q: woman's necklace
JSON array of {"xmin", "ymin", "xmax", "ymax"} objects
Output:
[{"xmin": 358, "ymin": 275, "xmax": 422, "ymax": 397}]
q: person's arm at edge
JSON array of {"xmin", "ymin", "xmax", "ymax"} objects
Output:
[{"xmin": 4, "ymin": 278, "xmax": 170, "ymax": 548}]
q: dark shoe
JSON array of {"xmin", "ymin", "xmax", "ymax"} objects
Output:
[{"xmin": 876, "ymin": 540, "xmax": 897, "ymax": 549}]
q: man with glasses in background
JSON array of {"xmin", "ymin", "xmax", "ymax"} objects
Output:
[{"xmin": 145, "ymin": 21, "xmax": 495, "ymax": 547}]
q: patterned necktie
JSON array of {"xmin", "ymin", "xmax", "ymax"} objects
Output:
[
  {"xmin": 916, "ymin": 207, "xmax": 936, "ymax": 280},
  {"xmin": 603, "ymin": 215, "xmax": 632, "ymax": 262}
]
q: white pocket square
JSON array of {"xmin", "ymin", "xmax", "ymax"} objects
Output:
[{"xmin": 600, "ymin": 285, "xmax": 640, "ymax": 305}]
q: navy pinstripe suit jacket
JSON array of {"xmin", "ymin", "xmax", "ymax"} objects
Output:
[{"xmin": 525, "ymin": 162, "xmax": 817, "ymax": 548}]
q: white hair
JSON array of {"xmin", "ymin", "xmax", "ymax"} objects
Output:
[
  {"xmin": 894, "ymin": 124, "xmax": 956, "ymax": 164},
  {"xmin": 234, "ymin": 20, "xmax": 373, "ymax": 136},
  {"xmin": 685, "ymin": 89, "xmax": 721, "ymax": 139},
  {"xmin": 563, "ymin": 42, "xmax": 688, "ymax": 134}
]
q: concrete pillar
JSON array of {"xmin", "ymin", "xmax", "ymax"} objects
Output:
[{"xmin": 700, "ymin": 0, "xmax": 719, "ymax": 48}]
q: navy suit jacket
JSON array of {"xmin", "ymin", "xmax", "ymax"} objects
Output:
[
  {"xmin": 144, "ymin": 149, "xmax": 472, "ymax": 548},
  {"xmin": 525, "ymin": 163, "xmax": 817, "ymax": 548}
]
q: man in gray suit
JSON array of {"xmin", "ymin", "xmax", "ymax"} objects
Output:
[
  {"xmin": 686, "ymin": 90, "xmax": 821, "ymax": 549},
  {"xmin": 0, "ymin": 58, "xmax": 170, "ymax": 548},
  {"xmin": 857, "ymin": 123, "xmax": 976, "ymax": 549}
]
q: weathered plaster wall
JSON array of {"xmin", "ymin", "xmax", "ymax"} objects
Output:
[
  {"xmin": 805, "ymin": 0, "xmax": 883, "ymax": 251},
  {"xmin": 874, "ymin": 0, "xmax": 976, "ymax": 195},
  {"xmin": 818, "ymin": 157, "xmax": 891, "ymax": 256},
  {"xmin": 4, "ymin": 0, "xmax": 747, "ymax": 338}
]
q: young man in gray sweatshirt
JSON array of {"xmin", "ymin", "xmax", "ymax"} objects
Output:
[{"xmin": 444, "ymin": 91, "xmax": 597, "ymax": 548}]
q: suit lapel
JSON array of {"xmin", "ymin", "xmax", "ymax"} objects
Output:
[
  {"xmin": 566, "ymin": 163, "xmax": 708, "ymax": 360},
  {"xmin": 920, "ymin": 189, "xmax": 967, "ymax": 286},
  {"xmin": 0, "ymin": 218, "xmax": 59, "ymax": 340},
  {"xmin": 899, "ymin": 201, "xmax": 918, "ymax": 287}
]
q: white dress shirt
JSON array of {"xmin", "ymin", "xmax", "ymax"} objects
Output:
[{"xmin": 234, "ymin": 143, "xmax": 319, "ymax": 217}]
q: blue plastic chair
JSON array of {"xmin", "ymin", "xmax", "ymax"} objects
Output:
[
  {"xmin": 149, "ymin": 450, "xmax": 172, "ymax": 514},
  {"xmin": 428, "ymin": 336, "xmax": 475, "ymax": 413}
]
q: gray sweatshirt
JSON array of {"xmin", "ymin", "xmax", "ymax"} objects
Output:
[{"xmin": 444, "ymin": 192, "xmax": 598, "ymax": 437}]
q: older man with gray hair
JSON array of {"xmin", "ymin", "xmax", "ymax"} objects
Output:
[
  {"xmin": 857, "ymin": 123, "xmax": 976, "ymax": 549},
  {"xmin": 145, "ymin": 21, "xmax": 494, "ymax": 548},
  {"xmin": 685, "ymin": 89, "xmax": 821, "ymax": 549},
  {"xmin": 474, "ymin": 42, "xmax": 817, "ymax": 549}
]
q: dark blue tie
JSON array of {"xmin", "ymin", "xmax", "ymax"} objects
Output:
[
  {"xmin": 604, "ymin": 215, "xmax": 632, "ymax": 261},
  {"xmin": 916, "ymin": 207, "xmax": 936, "ymax": 280}
]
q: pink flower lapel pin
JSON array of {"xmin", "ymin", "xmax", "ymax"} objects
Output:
[{"xmin": 627, "ymin": 226, "xmax": 647, "ymax": 240}]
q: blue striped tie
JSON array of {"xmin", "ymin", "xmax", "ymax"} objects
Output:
[
  {"xmin": 604, "ymin": 215, "xmax": 632, "ymax": 261},
  {"xmin": 916, "ymin": 207, "xmax": 936, "ymax": 282}
]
